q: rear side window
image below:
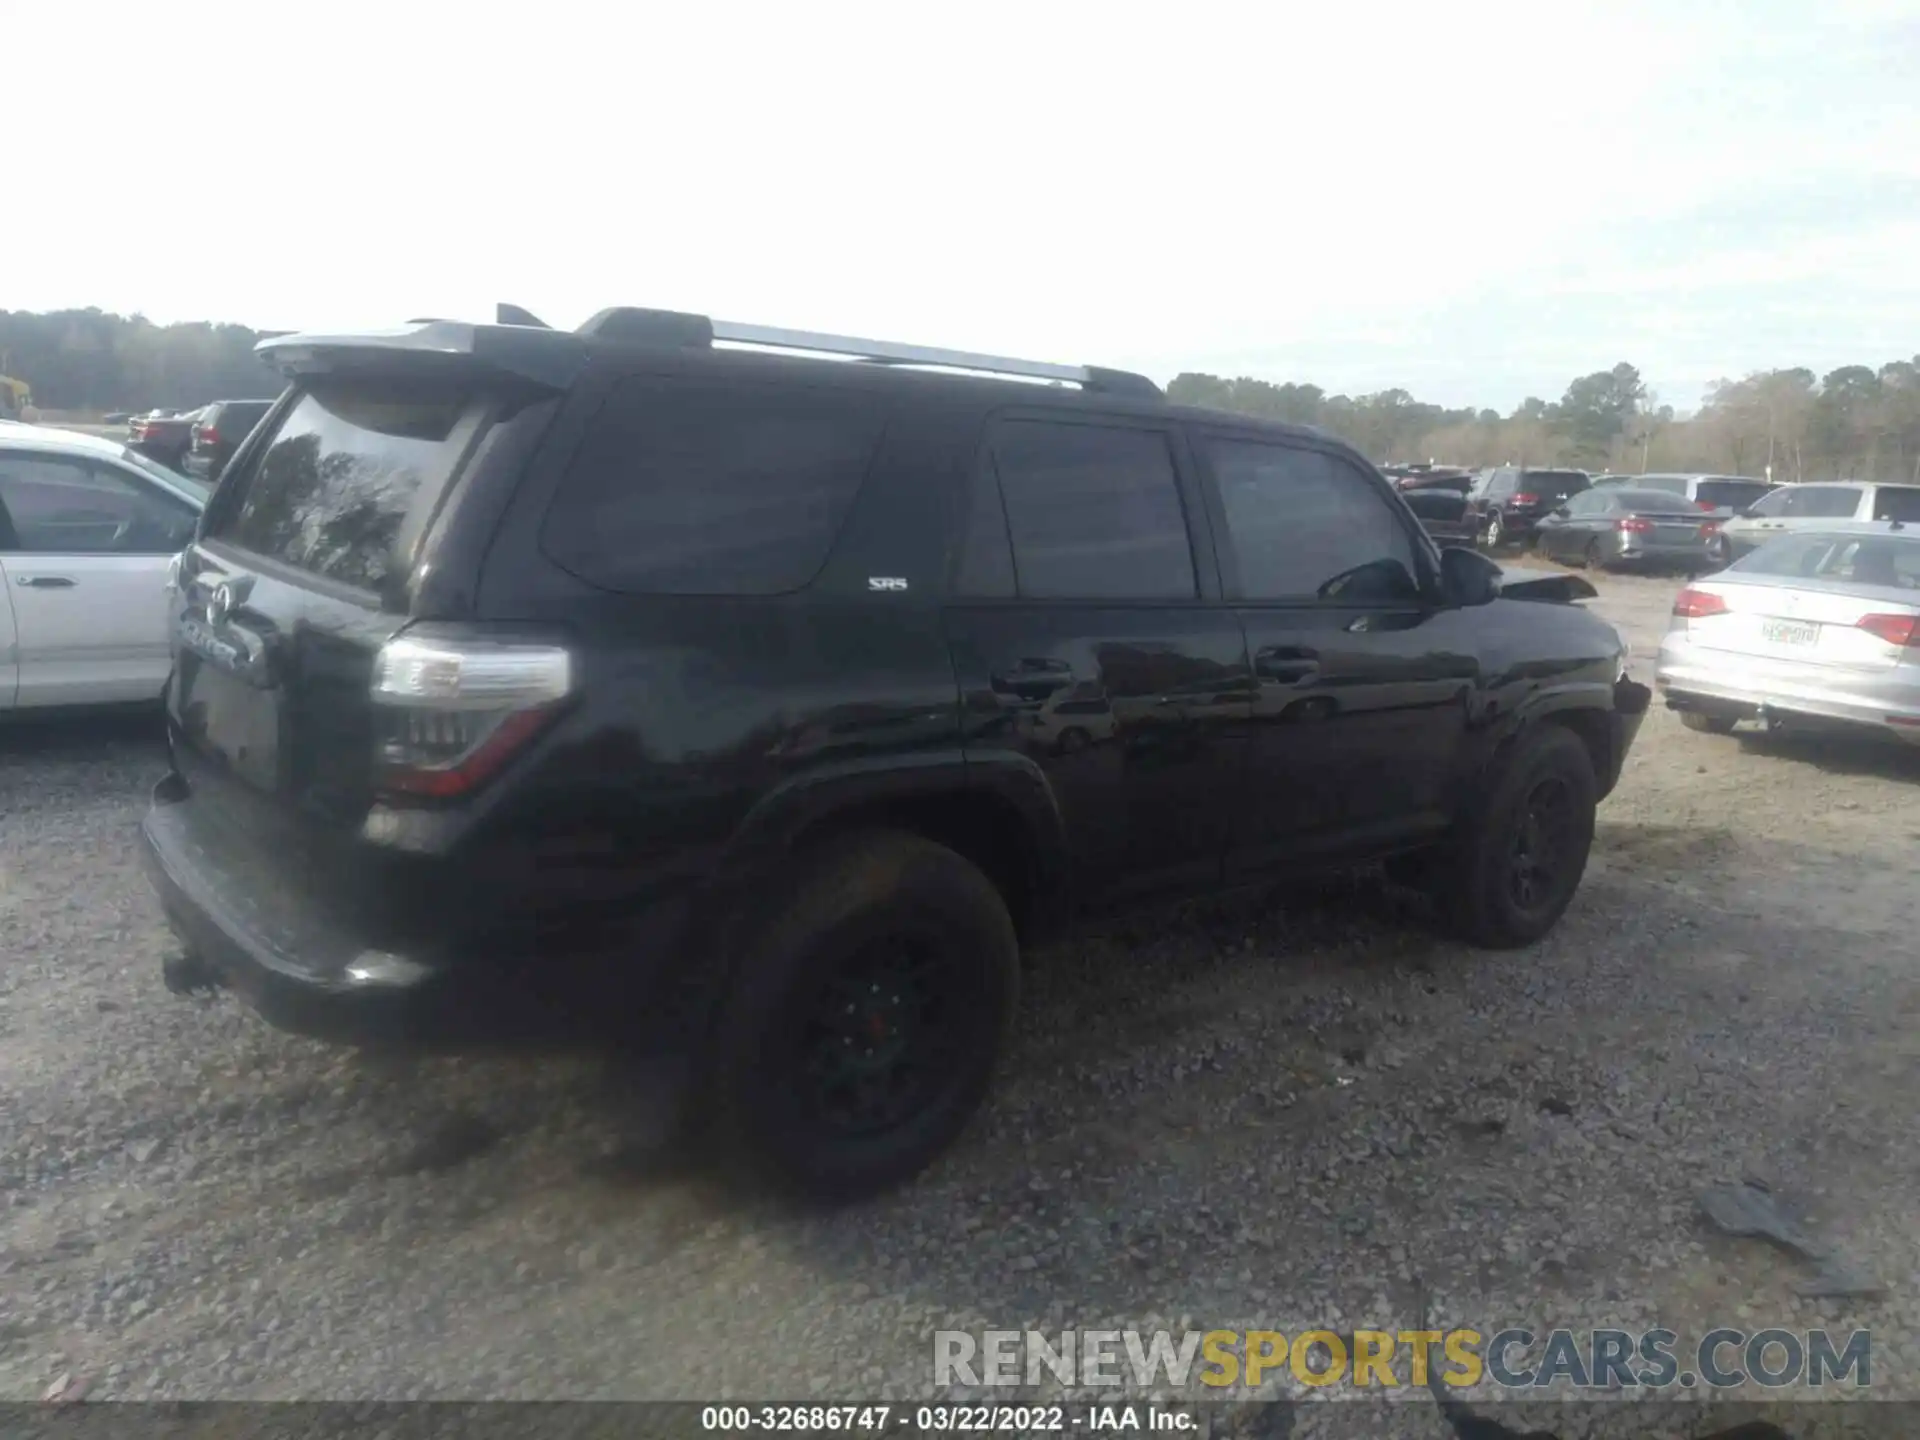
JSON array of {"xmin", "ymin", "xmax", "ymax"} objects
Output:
[
  {"xmin": 1521, "ymin": 470, "xmax": 1589, "ymax": 500},
  {"xmin": 542, "ymin": 375, "xmax": 883, "ymax": 596},
  {"xmin": 213, "ymin": 378, "xmax": 470, "ymax": 591},
  {"xmin": 989, "ymin": 420, "xmax": 1195, "ymax": 600},
  {"xmin": 1872, "ymin": 486, "xmax": 1920, "ymax": 522}
]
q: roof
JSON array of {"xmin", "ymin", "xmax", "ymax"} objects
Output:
[
  {"xmin": 0, "ymin": 422, "xmax": 136, "ymax": 461},
  {"xmin": 254, "ymin": 307, "xmax": 1362, "ymax": 457}
]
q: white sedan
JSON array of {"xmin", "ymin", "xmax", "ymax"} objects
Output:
[{"xmin": 1, "ymin": 424, "xmax": 206, "ymax": 711}]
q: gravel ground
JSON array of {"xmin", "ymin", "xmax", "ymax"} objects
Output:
[{"xmin": 4, "ymin": 569, "xmax": 1919, "ymax": 1434}]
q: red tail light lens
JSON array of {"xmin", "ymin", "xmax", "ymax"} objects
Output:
[
  {"xmin": 371, "ymin": 632, "xmax": 574, "ymax": 800},
  {"xmin": 1616, "ymin": 516, "xmax": 1655, "ymax": 534},
  {"xmin": 1510, "ymin": 491, "xmax": 1539, "ymax": 505},
  {"xmin": 198, "ymin": 427, "xmax": 220, "ymax": 446},
  {"xmin": 1856, "ymin": 613, "xmax": 1920, "ymax": 648},
  {"xmin": 1673, "ymin": 587, "xmax": 1729, "ymax": 618},
  {"xmin": 1697, "ymin": 500, "xmax": 1719, "ymax": 512},
  {"xmin": 1699, "ymin": 521, "xmax": 1722, "ymax": 537}
]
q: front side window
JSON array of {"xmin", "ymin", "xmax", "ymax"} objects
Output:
[
  {"xmin": 215, "ymin": 378, "xmax": 471, "ymax": 591},
  {"xmin": 1206, "ymin": 438, "xmax": 1420, "ymax": 602},
  {"xmin": 990, "ymin": 420, "xmax": 1196, "ymax": 600},
  {"xmin": 0, "ymin": 453, "xmax": 197, "ymax": 554}
]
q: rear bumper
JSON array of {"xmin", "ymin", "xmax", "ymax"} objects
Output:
[
  {"xmin": 1655, "ymin": 640, "xmax": 1920, "ymax": 741},
  {"xmin": 140, "ymin": 777, "xmax": 452, "ymax": 1043},
  {"xmin": 139, "ymin": 774, "xmax": 699, "ymax": 1046},
  {"xmin": 181, "ymin": 451, "xmax": 218, "ymax": 481}
]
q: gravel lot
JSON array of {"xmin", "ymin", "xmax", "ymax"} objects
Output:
[{"xmin": 4, "ymin": 569, "xmax": 1918, "ymax": 1432}]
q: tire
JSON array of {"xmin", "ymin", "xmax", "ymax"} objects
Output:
[
  {"xmin": 706, "ymin": 829, "xmax": 1019, "ymax": 1202},
  {"xmin": 1681, "ymin": 710, "xmax": 1738, "ymax": 735},
  {"xmin": 1482, "ymin": 511, "xmax": 1504, "ymax": 549},
  {"xmin": 1437, "ymin": 725, "xmax": 1598, "ymax": 949}
]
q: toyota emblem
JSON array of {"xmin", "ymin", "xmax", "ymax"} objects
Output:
[{"xmin": 206, "ymin": 583, "xmax": 234, "ymax": 627}]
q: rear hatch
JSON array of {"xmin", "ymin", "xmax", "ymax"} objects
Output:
[
  {"xmin": 165, "ymin": 349, "xmax": 575, "ymax": 954},
  {"xmin": 168, "ymin": 357, "xmax": 560, "ymax": 829}
]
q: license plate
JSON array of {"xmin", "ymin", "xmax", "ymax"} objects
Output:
[{"xmin": 1762, "ymin": 618, "xmax": 1819, "ymax": 646}]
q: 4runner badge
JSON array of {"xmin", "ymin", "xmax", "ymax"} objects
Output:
[{"xmin": 868, "ymin": 577, "xmax": 909, "ymax": 592}]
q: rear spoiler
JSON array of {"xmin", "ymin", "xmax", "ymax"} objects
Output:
[{"xmin": 255, "ymin": 314, "xmax": 588, "ymax": 391}]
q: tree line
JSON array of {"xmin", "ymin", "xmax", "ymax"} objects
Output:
[
  {"xmin": 5, "ymin": 307, "xmax": 1915, "ymax": 485},
  {"xmin": 1171, "ymin": 357, "xmax": 1920, "ymax": 484},
  {"xmin": 0, "ymin": 308, "xmax": 284, "ymax": 415}
]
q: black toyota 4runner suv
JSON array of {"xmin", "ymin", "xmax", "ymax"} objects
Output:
[{"xmin": 142, "ymin": 305, "xmax": 1649, "ymax": 1200}]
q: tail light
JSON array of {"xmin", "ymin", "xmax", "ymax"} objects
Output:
[
  {"xmin": 197, "ymin": 426, "xmax": 220, "ymax": 447},
  {"xmin": 1856, "ymin": 613, "xmax": 1920, "ymax": 648},
  {"xmin": 1616, "ymin": 516, "xmax": 1655, "ymax": 534},
  {"xmin": 1699, "ymin": 521, "xmax": 1722, "ymax": 538},
  {"xmin": 1510, "ymin": 491, "xmax": 1539, "ymax": 505},
  {"xmin": 1697, "ymin": 500, "xmax": 1719, "ymax": 512},
  {"xmin": 371, "ymin": 632, "xmax": 574, "ymax": 800},
  {"xmin": 1673, "ymin": 587, "xmax": 1729, "ymax": 619}
]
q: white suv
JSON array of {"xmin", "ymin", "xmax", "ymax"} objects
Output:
[{"xmin": 1714, "ymin": 481, "xmax": 1920, "ymax": 564}]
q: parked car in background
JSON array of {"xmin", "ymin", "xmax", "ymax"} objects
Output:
[
  {"xmin": 0, "ymin": 424, "xmax": 206, "ymax": 712},
  {"xmin": 1466, "ymin": 466, "xmax": 1592, "ymax": 549},
  {"xmin": 184, "ymin": 398, "xmax": 278, "ymax": 484},
  {"xmin": 1400, "ymin": 482, "xmax": 1479, "ymax": 543},
  {"xmin": 1534, "ymin": 487, "xmax": 1721, "ymax": 572},
  {"xmin": 127, "ymin": 406, "xmax": 203, "ymax": 470},
  {"xmin": 1593, "ymin": 472, "xmax": 1774, "ymax": 517},
  {"xmin": 140, "ymin": 304, "xmax": 1647, "ymax": 1202},
  {"xmin": 1656, "ymin": 527, "xmax": 1920, "ymax": 742},
  {"xmin": 1711, "ymin": 481, "xmax": 1920, "ymax": 565}
]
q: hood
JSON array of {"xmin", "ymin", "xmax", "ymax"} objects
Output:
[{"xmin": 1496, "ymin": 564, "xmax": 1598, "ymax": 603}]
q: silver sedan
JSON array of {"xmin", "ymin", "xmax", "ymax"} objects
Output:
[
  {"xmin": 1655, "ymin": 527, "xmax": 1920, "ymax": 742},
  {"xmin": 1533, "ymin": 487, "xmax": 1721, "ymax": 571}
]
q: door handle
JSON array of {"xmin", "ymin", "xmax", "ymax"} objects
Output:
[{"xmin": 16, "ymin": 575, "xmax": 77, "ymax": 588}]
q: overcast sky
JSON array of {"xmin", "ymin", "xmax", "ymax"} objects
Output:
[{"xmin": 9, "ymin": 0, "xmax": 1918, "ymax": 411}]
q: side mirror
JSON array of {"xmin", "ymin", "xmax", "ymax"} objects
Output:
[{"xmin": 1440, "ymin": 545, "xmax": 1502, "ymax": 608}]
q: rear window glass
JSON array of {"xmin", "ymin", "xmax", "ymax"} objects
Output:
[
  {"xmin": 213, "ymin": 379, "xmax": 468, "ymax": 591},
  {"xmin": 1872, "ymin": 486, "xmax": 1920, "ymax": 522},
  {"xmin": 542, "ymin": 374, "xmax": 884, "ymax": 596},
  {"xmin": 1736, "ymin": 533, "xmax": 1920, "ymax": 587},
  {"xmin": 1610, "ymin": 489, "xmax": 1699, "ymax": 512},
  {"xmin": 1521, "ymin": 470, "xmax": 1589, "ymax": 499},
  {"xmin": 1696, "ymin": 480, "xmax": 1770, "ymax": 510}
]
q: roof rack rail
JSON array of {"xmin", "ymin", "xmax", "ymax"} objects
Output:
[{"xmin": 571, "ymin": 306, "xmax": 1161, "ymax": 398}]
